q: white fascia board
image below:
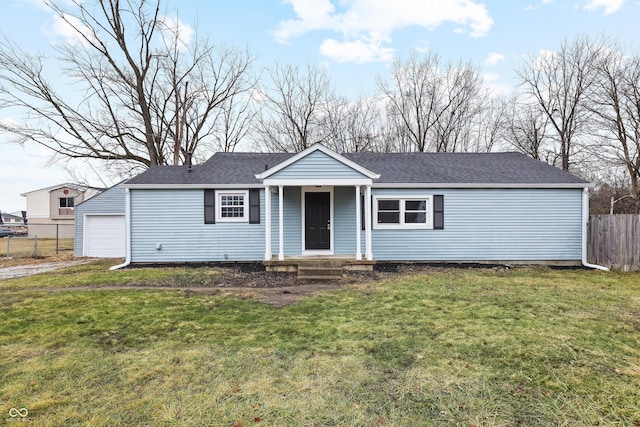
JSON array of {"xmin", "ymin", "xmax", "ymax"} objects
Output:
[
  {"xmin": 255, "ymin": 144, "xmax": 380, "ymax": 180},
  {"xmin": 263, "ymin": 178, "xmax": 373, "ymax": 187},
  {"xmin": 121, "ymin": 183, "xmax": 264, "ymax": 190},
  {"xmin": 372, "ymin": 182, "xmax": 590, "ymax": 189},
  {"xmin": 20, "ymin": 182, "xmax": 91, "ymax": 196}
]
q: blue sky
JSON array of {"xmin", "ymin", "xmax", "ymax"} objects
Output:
[{"xmin": 0, "ymin": 0, "xmax": 638, "ymax": 212}]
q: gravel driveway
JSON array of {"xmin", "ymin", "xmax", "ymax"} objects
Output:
[{"xmin": 0, "ymin": 260, "xmax": 89, "ymax": 280}]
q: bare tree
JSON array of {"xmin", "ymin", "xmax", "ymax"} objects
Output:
[
  {"xmin": 252, "ymin": 63, "xmax": 332, "ymax": 153},
  {"xmin": 502, "ymin": 98, "xmax": 554, "ymax": 162},
  {"xmin": 432, "ymin": 61, "xmax": 485, "ymax": 152},
  {"xmin": 377, "ymin": 52, "xmax": 442, "ymax": 152},
  {"xmin": 320, "ymin": 95, "xmax": 388, "ymax": 153},
  {"xmin": 460, "ymin": 94, "xmax": 509, "ymax": 153},
  {"xmin": 588, "ymin": 46, "xmax": 640, "ymax": 212},
  {"xmin": 0, "ymin": 0, "xmax": 254, "ymax": 174},
  {"xmin": 156, "ymin": 19, "xmax": 255, "ymax": 162},
  {"xmin": 516, "ymin": 35, "xmax": 603, "ymax": 171},
  {"xmin": 378, "ymin": 52, "xmax": 487, "ymax": 152}
]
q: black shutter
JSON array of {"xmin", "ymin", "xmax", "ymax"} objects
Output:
[
  {"xmin": 249, "ymin": 189, "xmax": 260, "ymax": 224},
  {"xmin": 433, "ymin": 195, "xmax": 444, "ymax": 230},
  {"xmin": 204, "ymin": 189, "xmax": 215, "ymax": 224}
]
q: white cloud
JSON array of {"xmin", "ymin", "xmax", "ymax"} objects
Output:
[
  {"xmin": 160, "ymin": 16, "xmax": 195, "ymax": 51},
  {"xmin": 274, "ymin": 0, "xmax": 494, "ymax": 63},
  {"xmin": 49, "ymin": 13, "xmax": 96, "ymax": 46},
  {"xmin": 320, "ymin": 38, "xmax": 395, "ymax": 63},
  {"xmin": 483, "ymin": 73, "xmax": 512, "ymax": 96},
  {"xmin": 532, "ymin": 49, "xmax": 558, "ymax": 70},
  {"xmin": 484, "ymin": 52, "xmax": 505, "ymax": 66},
  {"xmin": 583, "ymin": 0, "xmax": 624, "ymax": 14}
]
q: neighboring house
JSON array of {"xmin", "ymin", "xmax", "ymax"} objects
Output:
[
  {"xmin": 74, "ymin": 184, "xmax": 126, "ymax": 258},
  {"xmin": 21, "ymin": 183, "xmax": 103, "ymax": 238},
  {"xmin": 114, "ymin": 144, "xmax": 596, "ymax": 268},
  {"xmin": 1, "ymin": 212, "xmax": 25, "ymax": 228}
]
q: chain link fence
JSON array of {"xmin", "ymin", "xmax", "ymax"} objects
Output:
[{"xmin": 2, "ymin": 224, "xmax": 74, "ymax": 258}]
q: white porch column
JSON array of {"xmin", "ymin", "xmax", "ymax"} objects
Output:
[
  {"xmin": 365, "ymin": 185, "xmax": 373, "ymax": 260},
  {"xmin": 264, "ymin": 186, "xmax": 272, "ymax": 261},
  {"xmin": 278, "ymin": 185, "xmax": 284, "ymax": 261},
  {"xmin": 355, "ymin": 185, "xmax": 362, "ymax": 261}
]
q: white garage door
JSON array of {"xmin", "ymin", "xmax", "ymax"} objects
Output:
[{"xmin": 84, "ymin": 215, "xmax": 125, "ymax": 257}]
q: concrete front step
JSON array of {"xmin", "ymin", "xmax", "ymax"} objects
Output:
[
  {"xmin": 265, "ymin": 257, "xmax": 376, "ymax": 278},
  {"xmin": 297, "ymin": 265, "xmax": 344, "ymax": 280},
  {"xmin": 298, "ymin": 275, "xmax": 344, "ymax": 281}
]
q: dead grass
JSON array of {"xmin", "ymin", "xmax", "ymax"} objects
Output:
[
  {"xmin": 1, "ymin": 265, "xmax": 639, "ymax": 425},
  {"xmin": 0, "ymin": 237, "xmax": 74, "ymax": 264}
]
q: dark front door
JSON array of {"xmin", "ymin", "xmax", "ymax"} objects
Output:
[{"xmin": 305, "ymin": 192, "xmax": 330, "ymax": 250}]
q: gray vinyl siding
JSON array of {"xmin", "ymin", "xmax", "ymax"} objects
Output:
[
  {"xmin": 130, "ymin": 189, "xmax": 264, "ymax": 262},
  {"xmin": 74, "ymin": 185, "xmax": 126, "ymax": 256},
  {"xmin": 128, "ymin": 186, "xmax": 583, "ymax": 263},
  {"xmin": 334, "ymin": 187, "xmax": 357, "ymax": 255},
  {"xmin": 270, "ymin": 187, "xmax": 302, "ymax": 256},
  {"xmin": 270, "ymin": 150, "xmax": 369, "ymax": 180},
  {"xmin": 370, "ymin": 188, "xmax": 583, "ymax": 261},
  {"xmin": 267, "ymin": 187, "xmax": 359, "ymax": 256}
]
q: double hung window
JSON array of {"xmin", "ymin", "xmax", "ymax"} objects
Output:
[
  {"xmin": 373, "ymin": 196, "xmax": 432, "ymax": 229},
  {"xmin": 216, "ymin": 191, "xmax": 248, "ymax": 222}
]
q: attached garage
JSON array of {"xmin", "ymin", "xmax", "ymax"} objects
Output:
[
  {"xmin": 84, "ymin": 215, "xmax": 125, "ymax": 257},
  {"xmin": 74, "ymin": 183, "xmax": 126, "ymax": 258}
]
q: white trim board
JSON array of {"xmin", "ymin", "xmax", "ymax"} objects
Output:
[
  {"xmin": 301, "ymin": 186, "xmax": 334, "ymax": 256},
  {"xmin": 372, "ymin": 183, "xmax": 589, "ymax": 189}
]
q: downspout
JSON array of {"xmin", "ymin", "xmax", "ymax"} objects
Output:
[
  {"xmin": 110, "ymin": 187, "xmax": 131, "ymax": 270},
  {"xmin": 581, "ymin": 187, "xmax": 609, "ymax": 271}
]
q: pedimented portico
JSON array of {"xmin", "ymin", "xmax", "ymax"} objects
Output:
[{"xmin": 255, "ymin": 144, "xmax": 379, "ymax": 261}]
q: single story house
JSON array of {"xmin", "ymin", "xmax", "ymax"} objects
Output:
[
  {"xmin": 21, "ymin": 183, "xmax": 103, "ymax": 238},
  {"xmin": 74, "ymin": 183, "xmax": 126, "ymax": 258},
  {"xmin": 111, "ymin": 143, "xmax": 603, "ymax": 270}
]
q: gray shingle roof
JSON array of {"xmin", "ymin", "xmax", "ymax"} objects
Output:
[
  {"xmin": 344, "ymin": 152, "xmax": 587, "ymax": 184},
  {"xmin": 125, "ymin": 151, "xmax": 587, "ymax": 186}
]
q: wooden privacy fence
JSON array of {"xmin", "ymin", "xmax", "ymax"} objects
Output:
[{"xmin": 588, "ymin": 214, "xmax": 640, "ymax": 271}]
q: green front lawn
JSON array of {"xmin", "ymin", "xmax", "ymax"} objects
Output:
[{"xmin": 1, "ymin": 264, "xmax": 639, "ymax": 426}]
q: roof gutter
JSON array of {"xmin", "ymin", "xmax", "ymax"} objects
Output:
[
  {"xmin": 110, "ymin": 188, "xmax": 131, "ymax": 270},
  {"xmin": 581, "ymin": 187, "xmax": 609, "ymax": 271}
]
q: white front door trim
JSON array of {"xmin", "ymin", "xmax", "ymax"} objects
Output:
[{"xmin": 301, "ymin": 186, "xmax": 334, "ymax": 256}]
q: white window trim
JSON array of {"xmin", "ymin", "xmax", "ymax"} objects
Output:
[
  {"xmin": 216, "ymin": 190, "xmax": 249, "ymax": 222},
  {"xmin": 373, "ymin": 195, "xmax": 433, "ymax": 229},
  {"xmin": 301, "ymin": 186, "xmax": 334, "ymax": 255}
]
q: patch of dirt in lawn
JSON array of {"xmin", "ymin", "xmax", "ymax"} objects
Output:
[{"xmin": 176, "ymin": 270, "xmax": 387, "ymax": 307}]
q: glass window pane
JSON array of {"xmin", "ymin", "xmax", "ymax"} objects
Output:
[
  {"xmin": 378, "ymin": 212, "xmax": 400, "ymax": 223},
  {"xmin": 59, "ymin": 198, "xmax": 66, "ymax": 208},
  {"xmin": 222, "ymin": 207, "xmax": 244, "ymax": 218},
  {"xmin": 405, "ymin": 200, "xmax": 425, "ymax": 211},
  {"xmin": 68, "ymin": 198, "xmax": 74, "ymax": 208},
  {"xmin": 405, "ymin": 212, "xmax": 426, "ymax": 223},
  {"xmin": 378, "ymin": 200, "xmax": 399, "ymax": 210},
  {"xmin": 221, "ymin": 195, "xmax": 244, "ymax": 207}
]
